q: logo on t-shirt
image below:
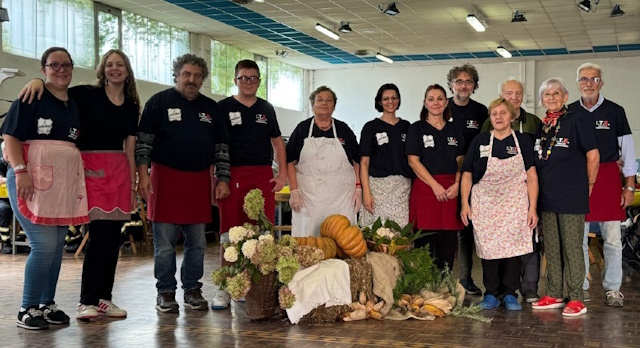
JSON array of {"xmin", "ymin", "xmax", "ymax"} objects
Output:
[
  {"xmin": 167, "ymin": 108, "xmax": 181, "ymax": 122},
  {"xmin": 37, "ymin": 118, "xmax": 53, "ymax": 135},
  {"xmin": 423, "ymin": 135, "xmax": 434, "ymax": 148},
  {"xmin": 68, "ymin": 127, "xmax": 79, "ymax": 140},
  {"xmin": 466, "ymin": 120, "xmax": 479, "ymax": 129},
  {"xmin": 401, "ymin": 133, "xmax": 406, "ymax": 142},
  {"xmin": 595, "ymin": 120, "xmax": 611, "ymax": 130},
  {"xmin": 447, "ymin": 137, "xmax": 459, "ymax": 146},
  {"xmin": 376, "ymin": 132, "xmax": 389, "ymax": 146},
  {"xmin": 554, "ymin": 138, "xmax": 570, "ymax": 148},
  {"xmin": 339, "ymin": 138, "xmax": 346, "ymax": 146},
  {"xmin": 255, "ymin": 114, "xmax": 267, "ymax": 124},
  {"xmin": 506, "ymin": 146, "xmax": 518, "ymax": 155},
  {"xmin": 199, "ymin": 113, "xmax": 212, "ymax": 123}
]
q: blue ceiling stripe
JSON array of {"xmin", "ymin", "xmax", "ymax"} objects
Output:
[{"xmin": 165, "ymin": 0, "xmax": 640, "ymax": 65}]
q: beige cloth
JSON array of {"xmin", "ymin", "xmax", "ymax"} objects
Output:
[{"xmin": 365, "ymin": 252, "xmax": 402, "ymax": 315}]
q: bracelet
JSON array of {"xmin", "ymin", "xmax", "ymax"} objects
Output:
[
  {"xmin": 625, "ymin": 186, "xmax": 635, "ymax": 192},
  {"xmin": 355, "ymin": 183, "xmax": 362, "ymax": 188},
  {"xmin": 14, "ymin": 169, "xmax": 28, "ymax": 174}
]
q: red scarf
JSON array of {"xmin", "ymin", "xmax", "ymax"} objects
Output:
[{"xmin": 542, "ymin": 107, "xmax": 567, "ymax": 127}]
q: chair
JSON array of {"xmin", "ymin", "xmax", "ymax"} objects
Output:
[{"xmin": 138, "ymin": 197, "xmax": 152, "ymax": 251}]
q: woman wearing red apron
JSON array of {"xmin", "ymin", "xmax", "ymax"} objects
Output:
[
  {"xmin": 460, "ymin": 98, "xmax": 539, "ymax": 311},
  {"xmin": 406, "ymin": 84, "xmax": 465, "ymax": 270}
]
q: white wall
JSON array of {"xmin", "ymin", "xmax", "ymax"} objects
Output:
[{"xmin": 310, "ymin": 56, "xmax": 640, "ymax": 155}]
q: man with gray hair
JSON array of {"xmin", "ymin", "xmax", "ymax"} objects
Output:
[
  {"xmin": 136, "ymin": 53, "xmax": 231, "ymax": 313},
  {"xmin": 568, "ymin": 62, "xmax": 635, "ymax": 307},
  {"xmin": 481, "ymin": 78, "xmax": 541, "ymax": 139}
]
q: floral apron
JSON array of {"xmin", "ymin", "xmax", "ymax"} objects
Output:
[
  {"xmin": 471, "ymin": 131, "xmax": 532, "ymax": 260},
  {"xmin": 292, "ymin": 118, "xmax": 356, "ymax": 237}
]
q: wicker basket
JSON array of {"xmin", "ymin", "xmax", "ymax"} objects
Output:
[
  {"xmin": 366, "ymin": 240, "xmax": 411, "ymax": 255},
  {"xmin": 245, "ymin": 272, "xmax": 279, "ymax": 320}
]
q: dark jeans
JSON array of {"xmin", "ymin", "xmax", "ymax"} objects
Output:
[
  {"xmin": 80, "ymin": 220, "xmax": 124, "ymax": 305},
  {"xmin": 520, "ymin": 250, "xmax": 540, "ymax": 295},
  {"xmin": 458, "ymin": 223, "xmax": 475, "ymax": 281},
  {"xmin": 482, "ymin": 256, "xmax": 522, "ymax": 297},
  {"xmin": 415, "ymin": 231, "xmax": 457, "ymax": 270},
  {"xmin": 0, "ymin": 198, "xmax": 12, "ymax": 227}
]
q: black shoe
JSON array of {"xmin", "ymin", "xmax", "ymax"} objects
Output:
[
  {"xmin": 184, "ymin": 288, "xmax": 208, "ymax": 310},
  {"xmin": 1, "ymin": 242, "xmax": 11, "ymax": 254},
  {"xmin": 156, "ymin": 292, "xmax": 179, "ymax": 313},
  {"xmin": 17, "ymin": 307, "xmax": 49, "ymax": 330},
  {"xmin": 461, "ymin": 279, "xmax": 482, "ymax": 295},
  {"xmin": 42, "ymin": 302, "xmax": 70, "ymax": 324},
  {"xmin": 523, "ymin": 291, "xmax": 540, "ymax": 303}
]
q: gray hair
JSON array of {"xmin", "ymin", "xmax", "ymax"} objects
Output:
[
  {"xmin": 172, "ymin": 53, "xmax": 209, "ymax": 83},
  {"xmin": 538, "ymin": 77, "xmax": 568, "ymax": 106},
  {"xmin": 576, "ymin": 62, "xmax": 603, "ymax": 80},
  {"xmin": 497, "ymin": 78, "xmax": 524, "ymax": 96}
]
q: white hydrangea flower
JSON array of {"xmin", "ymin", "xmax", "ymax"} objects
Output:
[
  {"xmin": 224, "ymin": 246, "xmax": 239, "ymax": 262},
  {"xmin": 258, "ymin": 234, "xmax": 274, "ymax": 242},
  {"xmin": 376, "ymin": 227, "xmax": 392, "ymax": 238},
  {"xmin": 241, "ymin": 239, "xmax": 258, "ymax": 258},
  {"xmin": 229, "ymin": 226, "xmax": 249, "ymax": 243}
]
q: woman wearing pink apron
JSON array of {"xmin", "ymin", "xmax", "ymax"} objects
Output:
[
  {"xmin": 287, "ymin": 86, "xmax": 361, "ymax": 237},
  {"xmin": 461, "ymin": 98, "xmax": 538, "ymax": 311}
]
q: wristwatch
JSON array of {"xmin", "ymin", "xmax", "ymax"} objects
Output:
[
  {"xmin": 625, "ymin": 186, "xmax": 636, "ymax": 192},
  {"xmin": 13, "ymin": 164, "xmax": 26, "ymax": 171}
]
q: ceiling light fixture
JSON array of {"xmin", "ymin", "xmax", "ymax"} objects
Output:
[
  {"xmin": 610, "ymin": 4, "xmax": 625, "ymax": 17},
  {"xmin": 578, "ymin": 0, "xmax": 600, "ymax": 13},
  {"xmin": 496, "ymin": 46, "xmax": 512, "ymax": 58},
  {"xmin": 511, "ymin": 11, "xmax": 527, "ymax": 22},
  {"xmin": 0, "ymin": 7, "xmax": 9, "ymax": 22},
  {"xmin": 315, "ymin": 23, "xmax": 339, "ymax": 40},
  {"xmin": 275, "ymin": 49, "xmax": 289, "ymax": 58},
  {"xmin": 232, "ymin": 0, "xmax": 264, "ymax": 4},
  {"xmin": 338, "ymin": 21, "xmax": 353, "ymax": 33},
  {"xmin": 466, "ymin": 14, "xmax": 486, "ymax": 32},
  {"xmin": 375, "ymin": 52, "xmax": 393, "ymax": 64},
  {"xmin": 378, "ymin": 3, "xmax": 400, "ymax": 16}
]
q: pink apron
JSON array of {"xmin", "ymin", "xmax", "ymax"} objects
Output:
[
  {"xmin": 18, "ymin": 140, "xmax": 89, "ymax": 226},
  {"xmin": 82, "ymin": 151, "xmax": 132, "ymax": 221},
  {"xmin": 470, "ymin": 131, "xmax": 532, "ymax": 260}
]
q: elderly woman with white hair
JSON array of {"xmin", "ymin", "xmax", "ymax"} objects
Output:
[{"xmin": 531, "ymin": 77, "xmax": 599, "ymax": 317}]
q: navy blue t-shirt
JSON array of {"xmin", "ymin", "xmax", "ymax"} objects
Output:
[
  {"xmin": 447, "ymin": 98, "xmax": 488, "ymax": 152},
  {"xmin": 360, "ymin": 118, "xmax": 412, "ymax": 178},
  {"xmin": 405, "ymin": 121, "xmax": 465, "ymax": 175},
  {"xmin": 535, "ymin": 111, "xmax": 598, "ymax": 214},
  {"xmin": 568, "ymin": 99, "xmax": 631, "ymax": 163},
  {"xmin": 1, "ymin": 88, "xmax": 81, "ymax": 143},
  {"xmin": 218, "ymin": 96, "xmax": 281, "ymax": 167},
  {"xmin": 138, "ymin": 88, "xmax": 228, "ymax": 172},
  {"xmin": 461, "ymin": 132, "xmax": 535, "ymax": 184},
  {"xmin": 286, "ymin": 117, "xmax": 360, "ymax": 164}
]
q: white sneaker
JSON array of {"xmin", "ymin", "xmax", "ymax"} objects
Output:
[
  {"xmin": 76, "ymin": 304, "xmax": 99, "ymax": 320},
  {"xmin": 98, "ymin": 299, "xmax": 127, "ymax": 318},
  {"xmin": 210, "ymin": 289, "xmax": 230, "ymax": 310}
]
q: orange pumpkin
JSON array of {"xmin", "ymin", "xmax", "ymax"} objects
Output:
[
  {"xmin": 294, "ymin": 236, "xmax": 337, "ymax": 259},
  {"xmin": 320, "ymin": 215, "xmax": 367, "ymax": 258}
]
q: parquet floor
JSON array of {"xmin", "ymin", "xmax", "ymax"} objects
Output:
[{"xmin": 0, "ymin": 241, "xmax": 638, "ymax": 348}]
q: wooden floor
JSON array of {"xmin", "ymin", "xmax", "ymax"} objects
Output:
[{"xmin": 1, "ymin": 241, "xmax": 638, "ymax": 348}]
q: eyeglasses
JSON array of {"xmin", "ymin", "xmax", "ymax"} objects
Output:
[
  {"xmin": 236, "ymin": 76, "xmax": 260, "ymax": 84},
  {"xmin": 453, "ymin": 79, "xmax": 474, "ymax": 86},
  {"xmin": 45, "ymin": 62, "xmax": 74, "ymax": 71},
  {"xmin": 577, "ymin": 77, "xmax": 602, "ymax": 85},
  {"xmin": 381, "ymin": 96, "xmax": 399, "ymax": 102}
]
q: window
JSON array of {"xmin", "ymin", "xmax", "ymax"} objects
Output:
[
  {"xmin": 96, "ymin": 3, "xmax": 121, "ymax": 59},
  {"xmin": 210, "ymin": 40, "xmax": 258, "ymax": 97},
  {"xmin": 122, "ymin": 11, "xmax": 189, "ymax": 85},
  {"xmin": 268, "ymin": 59, "xmax": 304, "ymax": 111},
  {"xmin": 2, "ymin": 0, "xmax": 95, "ymax": 67}
]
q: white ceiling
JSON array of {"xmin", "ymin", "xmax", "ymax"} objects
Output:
[{"xmin": 97, "ymin": 0, "xmax": 640, "ymax": 69}]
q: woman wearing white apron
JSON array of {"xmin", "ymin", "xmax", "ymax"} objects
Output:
[
  {"xmin": 286, "ymin": 86, "xmax": 361, "ymax": 237},
  {"xmin": 460, "ymin": 98, "xmax": 538, "ymax": 311}
]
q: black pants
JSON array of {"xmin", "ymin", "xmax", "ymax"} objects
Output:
[
  {"xmin": 80, "ymin": 220, "xmax": 124, "ymax": 305},
  {"xmin": 520, "ymin": 251, "xmax": 540, "ymax": 295},
  {"xmin": 458, "ymin": 223, "xmax": 475, "ymax": 281},
  {"xmin": 415, "ymin": 231, "xmax": 457, "ymax": 270},
  {"xmin": 482, "ymin": 256, "xmax": 522, "ymax": 297}
]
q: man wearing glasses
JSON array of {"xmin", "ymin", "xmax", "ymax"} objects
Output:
[
  {"xmin": 136, "ymin": 53, "xmax": 231, "ymax": 313},
  {"xmin": 568, "ymin": 62, "xmax": 635, "ymax": 308},
  {"xmin": 212, "ymin": 60, "xmax": 287, "ymax": 309},
  {"xmin": 446, "ymin": 63, "xmax": 488, "ymax": 296}
]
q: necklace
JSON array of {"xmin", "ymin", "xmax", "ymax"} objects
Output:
[
  {"xmin": 315, "ymin": 119, "xmax": 332, "ymax": 131},
  {"xmin": 538, "ymin": 119, "xmax": 562, "ymax": 160}
]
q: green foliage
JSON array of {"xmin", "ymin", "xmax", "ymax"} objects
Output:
[
  {"xmin": 361, "ymin": 217, "xmax": 428, "ymax": 248},
  {"xmin": 392, "ymin": 246, "xmax": 441, "ymax": 300}
]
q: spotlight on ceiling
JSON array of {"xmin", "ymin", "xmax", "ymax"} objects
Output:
[
  {"xmin": 466, "ymin": 14, "xmax": 486, "ymax": 32},
  {"xmin": 275, "ymin": 49, "xmax": 289, "ymax": 58},
  {"xmin": 610, "ymin": 4, "xmax": 625, "ymax": 17},
  {"xmin": 0, "ymin": 7, "xmax": 9, "ymax": 22},
  {"xmin": 232, "ymin": 0, "xmax": 264, "ymax": 4},
  {"xmin": 496, "ymin": 46, "xmax": 512, "ymax": 58},
  {"xmin": 378, "ymin": 3, "xmax": 399, "ymax": 16},
  {"xmin": 338, "ymin": 21, "xmax": 353, "ymax": 33},
  {"xmin": 578, "ymin": 0, "xmax": 600, "ymax": 13},
  {"xmin": 315, "ymin": 23, "xmax": 340, "ymax": 40},
  {"xmin": 375, "ymin": 52, "xmax": 393, "ymax": 64},
  {"xmin": 511, "ymin": 11, "xmax": 527, "ymax": 22}
]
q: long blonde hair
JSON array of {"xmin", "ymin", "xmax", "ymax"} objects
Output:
[{"xmin": 96, "ymin": 49, "xmax": 140, "ymax": 114}]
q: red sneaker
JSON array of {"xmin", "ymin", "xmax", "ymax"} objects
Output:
[
  {"xmin": 532, "ymin": 296, "xmax": 565, "ymax": 310},
  {"xmin": 562, "ymin": 300, "xmax": 587, "ymax": 317}
]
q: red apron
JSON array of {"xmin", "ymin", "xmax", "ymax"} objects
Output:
[
  {"xmin": 586, "ymin": 161, "xmax": 625, "ymax": 222},
  {"xmin": 82, "ymin": 151, "xmax": 131, "ymax": 221},
  {"xmin": 409, "ymin": 174, "xmax": 462, "ymax": 230},
  {"xmin": 147, "ymin": 163, "xmax": 212, "ymax": 224},
  {"xmin": 218, "ymin": 165, "xmax": 275, "ymax": 233}
]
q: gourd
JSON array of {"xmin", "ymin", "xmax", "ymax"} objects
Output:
[
  {"xmin": 294, "ymin": 236, "xmax": 337, "ymax": 259},
  {"xmin": 320, "ymin": 214, "xmax": 367, "ymax": 258}
]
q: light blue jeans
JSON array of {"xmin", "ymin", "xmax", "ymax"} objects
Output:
[
  {"xmin": 153, "ymin": 222, "xmax": 206, "ymax": 293},
  {"xmin": 583, "ymin": 221, "xmax": 623, "ymax": 291},
  {"xmin": 7, "ymin": 169, "xmax": 68, "ymax": 309}
]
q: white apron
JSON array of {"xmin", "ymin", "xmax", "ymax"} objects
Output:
[
  {"xmin": 471, "ymin": 131, "xmax": 532, "ymax": 260},
  {"xmin": 292, "ymin": 118, "xmax": 356, "ymax": 237}
]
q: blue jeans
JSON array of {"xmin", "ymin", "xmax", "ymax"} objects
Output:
[
  {"xmin": 583, "ymin": 221, "xmax": 623, "ymax": 291},
  {"xmin": 153, "ymin": 222, "xmax": 206, "ymax": 293},
  {"xmin": 7, "ymin": 169, "xmax": 68, "ymax": 308}
]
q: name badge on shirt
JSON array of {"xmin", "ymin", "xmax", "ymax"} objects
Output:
[
  {"xmin": 167, "ymin": 108, "xmax": 182, "ymax": 122},
  {"xmin": 376, "ymin": 132, "xmax": 389, "ymax": 146},
  {"xmin": 229, "ymin": 112, "xmax": 242, "ymax": 126},
  {"xmin": 423, "ymin": 135, "xmax": 435, "ymax": 148},
  {"xmin": 479, "ymin": 145, "xmax": 490, "ymax": 158},
  {"xmin": 37, "ymin": 118, "xmax": 53, "ymax": 135}
]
